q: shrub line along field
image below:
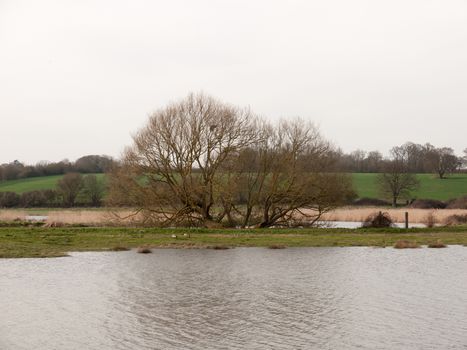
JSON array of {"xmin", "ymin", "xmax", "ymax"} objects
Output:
[
  {"xmin": 1, "ymin": 173, "xmax": 466, "ymax": 201},
  {"xmin": 1, "ymin": 225, "xmax": 467, "ymax": 258}
]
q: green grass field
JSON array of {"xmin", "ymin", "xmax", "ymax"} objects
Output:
[
  {"xmin": 0, "ymin": 174, "xmax": 105, "ymax": 194},
  {"xmin": 0, "ymin": 173, "xmax": 466, "ymax": 201},
  {"xmin": 353, "ymin": 173, "xmax": 467, "ymax": 201},
  {"xmin": 1, "ymin": 225, "xmax": 467, "ymax": 258}
]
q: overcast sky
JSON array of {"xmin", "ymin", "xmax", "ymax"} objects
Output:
[{"xmin": 1, "ymin": 0, "xmax": 467, "ymax": 164}]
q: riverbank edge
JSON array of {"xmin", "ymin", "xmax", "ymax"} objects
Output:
[{"xmin": 1, "ymin": 225, "xmax": 467, "ymax": 258}]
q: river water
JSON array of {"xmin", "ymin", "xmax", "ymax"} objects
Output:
[{"xmin": 1, "ymin": 247, "xmax": 467, "ymax": 349}]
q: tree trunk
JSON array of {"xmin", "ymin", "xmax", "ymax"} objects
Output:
[
  {"xmin": 242, "ymin": 206, "xmax": 253, "ymax": 228},
  {"xmin": 259, "ymin": 221, "xmax": 271, "ymax": 228},
  {"xmin": 260, "ymin": 204, "xmax": 271, "ymax": 228}
]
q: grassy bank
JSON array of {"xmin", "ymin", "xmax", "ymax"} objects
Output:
[{"xmin": 1, "ymin": 225, "xmax": 467, "ymax": 258}]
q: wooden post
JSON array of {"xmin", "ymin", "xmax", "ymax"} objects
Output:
[{"xmin": 405, "ymin": 212, "xmax": 409, "ymax": 229}]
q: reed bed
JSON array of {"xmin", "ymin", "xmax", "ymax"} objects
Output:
[
  {"xmin": 394, "ymin": 240, "xmax": 421, "ymax": 249},
  {"xmin": 45, "ymin": 210, "xmax": 144, "ymax": 226},
  {"xmin": 2, "ymin": 207, "xmax": 467, "ymax": 227},
  {"xmin": 136, "ymin": 247, "xmax": 152, "ymax": 254},
  {"xmin": 268, "ymin": 244, "xmax": 287, "ymax": 249},
  {"xmin": 427, "ymin": 240, "xmax": 447, "ymax": 248},
  {"xmin": 0, "ymin": 210, "xmax": 27, "ymax": 222},
  {"xmin": 322, "ymin": 208, "xmax": 467, "ymax": 224}
]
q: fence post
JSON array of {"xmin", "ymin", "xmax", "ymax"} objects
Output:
[{"xmin": 405, "ymin": 212, "xmax": 409, "ymax": 229}]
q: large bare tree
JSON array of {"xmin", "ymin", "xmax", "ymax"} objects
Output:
[
  {"xmin": 108, "ymin": 93, "xmax": 258, "ymax": 225},
  {"xmin": 107, "ymin": 93, "xmax": 354, "ymax": 227}
]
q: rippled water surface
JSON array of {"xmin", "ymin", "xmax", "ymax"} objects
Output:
[{"xmin": 1, "ymin": 247, "xmax": 467, "ymax": 349}]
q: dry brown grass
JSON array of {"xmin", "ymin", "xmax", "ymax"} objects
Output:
[
  {"xmin": 427, "ymin": 240, "xmax": 447, "ymax": 248},
  {"xmin": 0, "ymin": 210, "xmax": 27, "ymax": 222},
  {"xmin": 4, "ymin": 207, "xmax": 467, "ymax": 227},
  {"xmin": 322, "ymin": 207, "xmax": 467, "ymax": 224},
  {"xmin": 43, "ymin": 221, "xmax": 65, "ymax": 228},
  {"xmin": 444, "ymin": 214, "xmax": 467, "ymax": 226},
  {"xmin": 268, "ymin": 244, "xmax": 287, "ymax": 249},
  {"xmin": 110, "ymin": 246, "xmax": 130, "ymax": 251},
  {"xmin": 45, "ymin": 210, "xmax": 144, "ymax": 226},
  {"xmin": 137, "ymin": 247, "xmax": 152, "ymax": 254},
  {"xmin": 207, "ymin": 245, "xmax": 231, "ymax": 250},
  {"xmin": 362, "ymin": 211, "xmax": 393, "ymax": 228},
  {"xmin": 0, "ymin": 209, "xmax": 138, "ymax": 225},
  {"xmin": 394, "ymin": 240, "xmax": 420, "ymax": 249},
  {"xmin": 424, "ymin": 212, "xmax": 437, "ymax": 228}
]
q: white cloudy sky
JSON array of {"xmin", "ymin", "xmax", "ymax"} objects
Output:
[{"xmin": 1, "ymin": 0, "xmax": 467, "ymax": 164}]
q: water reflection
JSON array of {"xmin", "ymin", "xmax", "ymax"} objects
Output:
[{"xmin": 1, "ymin": 247, "xmax": 467, "ymax": 349}]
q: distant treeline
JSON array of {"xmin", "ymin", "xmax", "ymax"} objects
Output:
[
  {"xmin": 1, "ymin": 143, "xmax": 466, "ymax": 182},
  {"xmin": 335, "ymin": 142, "xmax": 467, "ymax": 176},
  {"xmin": 0, "ymin": 155, "xmax": 114, "ymax": 181}
]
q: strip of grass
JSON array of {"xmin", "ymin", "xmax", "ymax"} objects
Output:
[{"xmin": 1, "ymin": 225, "xmax": 467, "ymax": 258}]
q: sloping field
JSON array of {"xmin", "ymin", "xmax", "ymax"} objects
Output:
[
  {"xmin": 0, "ymin": 173, "xmax": 466, "ymax": 201},
  {"xmin": 0, "ymin": 174, "xmax": 105, "ymax": 194},
  {"xmin": 352, "ymin": 173, "xmax": 467, "ymax": 201}
]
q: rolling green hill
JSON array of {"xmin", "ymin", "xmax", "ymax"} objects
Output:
[
  {"xmin": 0, "ymin": 174, "xmax": 106, "ymax": 194},
  {"xmin": 0, "ymin": 173, "xmax": 466, "ymax": 201},
  {"xmin": 352, "ymin": 173, "xmax": 467, "ymax": 201}
]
